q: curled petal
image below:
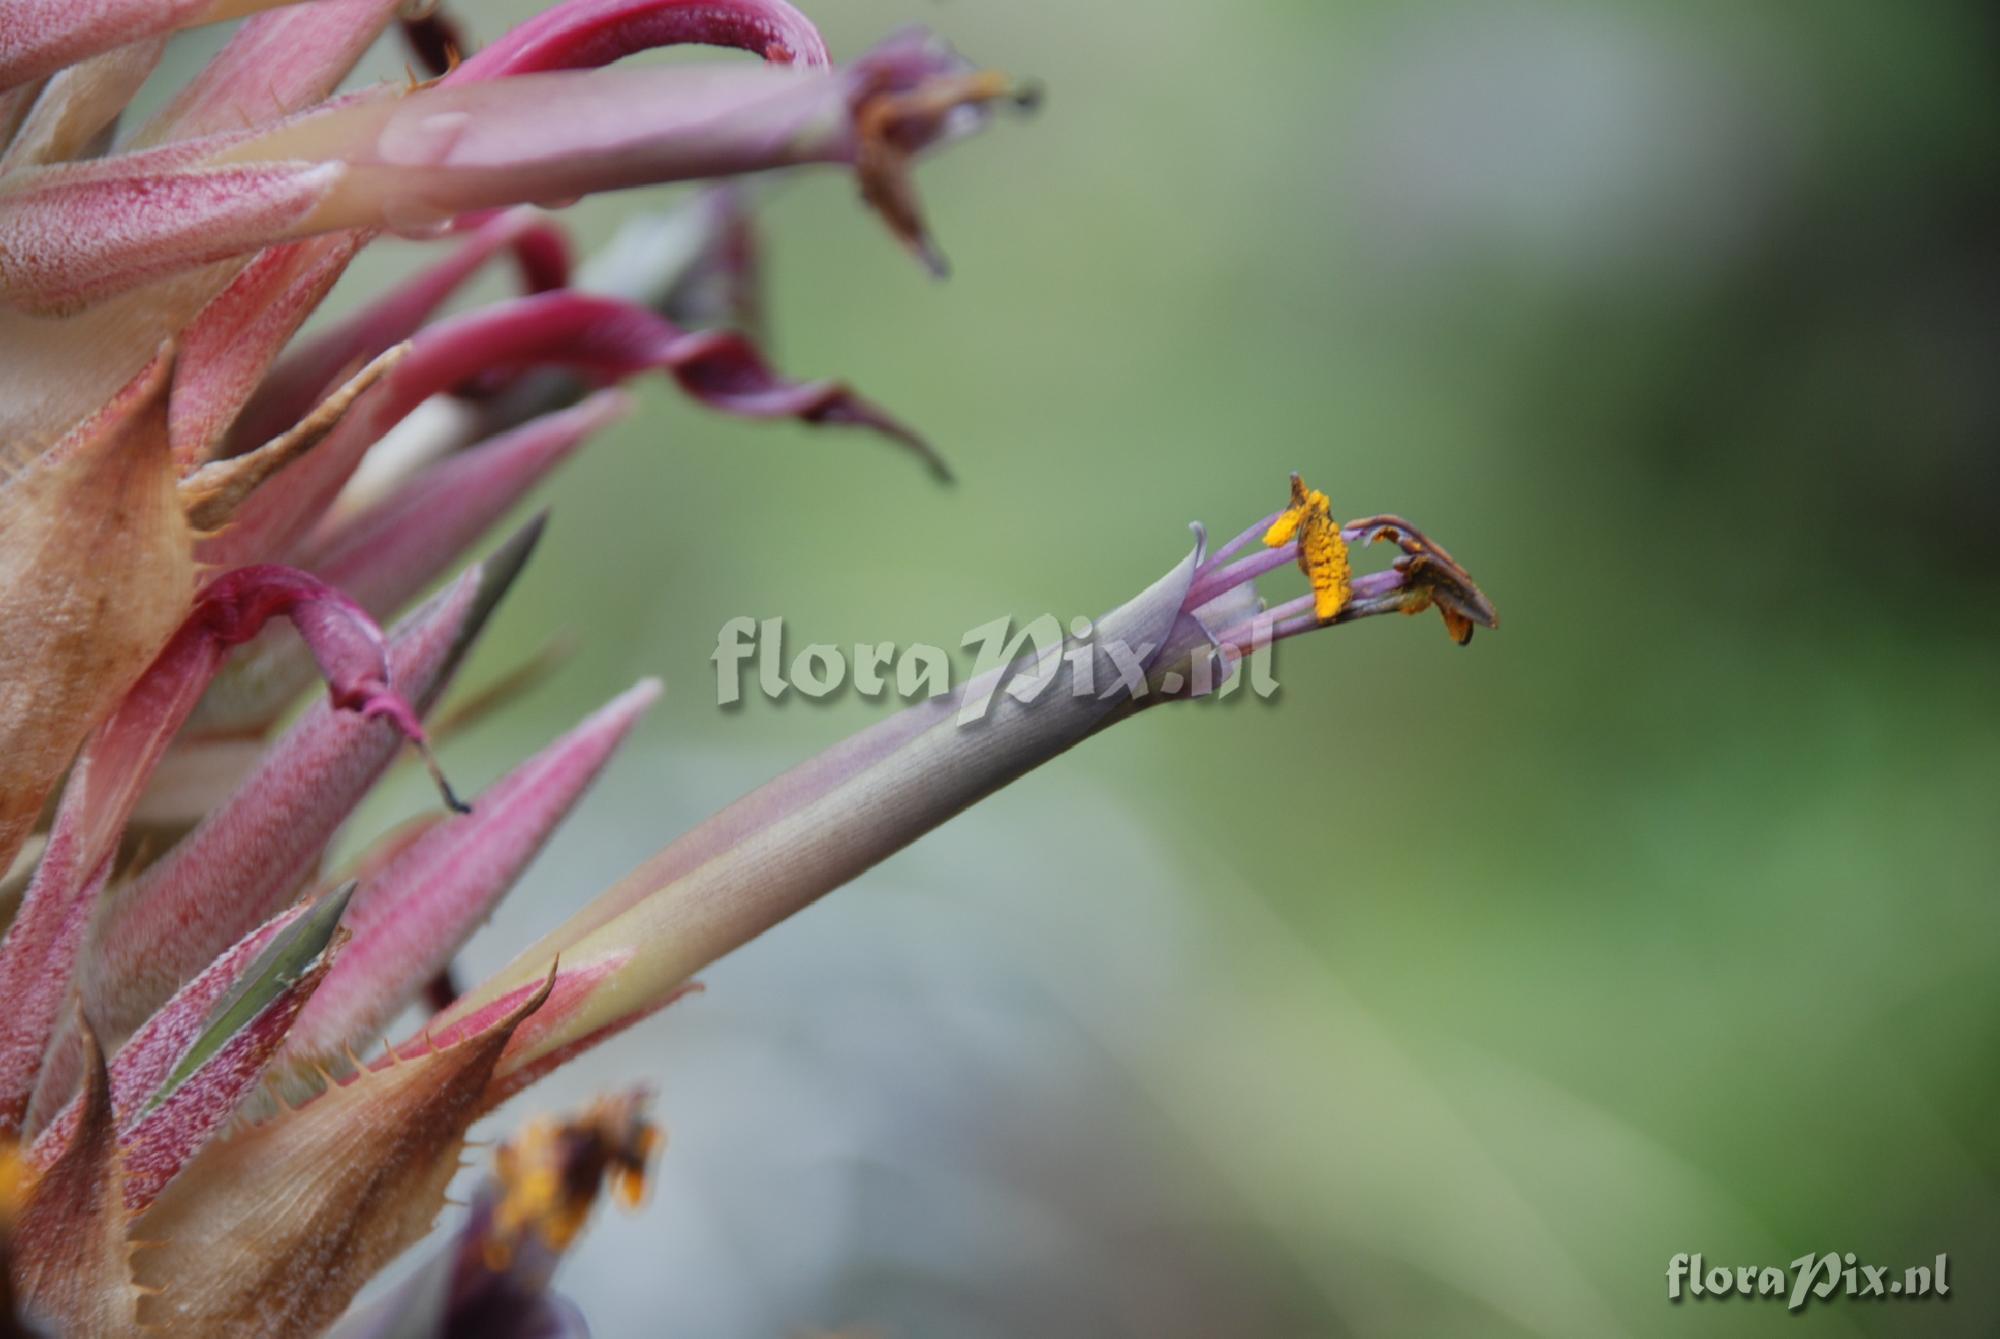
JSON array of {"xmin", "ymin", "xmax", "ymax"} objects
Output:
[
  {"xmin": 204, "ymin": 281, "xmax": 933, "ymax": 575},
  {"xmin": 366, "ymin": 290, "xmax": 941, "ymax": 472},
  {"xmin": 181, "ymin": 500, "xmax": 536, "ymax": 741},
  {"xmin": 303, "ymin": 187, "xmax": 769, "ymax": 544},
  {"xmin": 446, "ymin": 0, "xmax": 830, "ymax": 81},
  {"xmin": 0, "ymin": 564, "xmax": 427, "ymax": 1131},
  {"xmin": 161, "ymin": 0, "xmax": 820, "ymax": 460},
  {"xmin": 81, "ymin": 527, "xmax": 538, "ymax": 1043}
]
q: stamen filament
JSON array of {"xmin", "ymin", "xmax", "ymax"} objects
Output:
[
  {"xmin": 1198, "ymin": 509, "xmax": 1284, "ymax": 576},
  {"xmin": 1211, "ymin": 568, "xmax": 1413, "ymax": 656},
  {"xmin": 1186, "ymin": 540, "xmax": 1296, "ymax": 610}
]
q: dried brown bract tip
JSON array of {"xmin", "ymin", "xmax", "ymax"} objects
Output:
[
  {"xmin": 856, "ymin": 66, "xmax": 1043, "ymax": 277},
  {"xmin": 1345, "ymin": 514, "xmax": 1500, "ymax": 645}
]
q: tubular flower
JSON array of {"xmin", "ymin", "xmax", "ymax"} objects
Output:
[
  {"xmin": 0, "ymin": 4, "xmax": 1494, "ymax": 1337},
  {"xmin": 427, "ymin": 479, "xmax": 1497, "ymax": 1104}
]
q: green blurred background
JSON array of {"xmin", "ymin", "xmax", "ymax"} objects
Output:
[{"xmin": 260, "ymin": 0, "xmax": 2000, "ymax": 1333}]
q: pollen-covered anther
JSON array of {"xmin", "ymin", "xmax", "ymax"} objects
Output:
[
  {"xmin": 485, "ymin": 1091, "xmax": 661, "ymax": 1268},
  {"xmin": 1263, "ymin": 472, "xmax": 1352, "ymax": 622}
]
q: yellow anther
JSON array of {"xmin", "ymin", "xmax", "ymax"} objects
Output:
[
  {"xmin": 1260, "ymin": 474, "xmax": 1314, "ymax": 547},
  {"xmin": 483, "ymin": 1095, "xmax": 660, "ymax": 1271},
  {"xmin": 1263, "ymin": 473, "xmax": 1351, "ymax": 621}
]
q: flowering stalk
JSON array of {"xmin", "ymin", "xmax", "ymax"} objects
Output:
[
  {"xmin": 439, "ymin": 473, "xmax": 1496, "ymax": 1090},
  {"xmin": 0, "ymin": 1, "xmax": 1497, "ymax": 1334}
]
